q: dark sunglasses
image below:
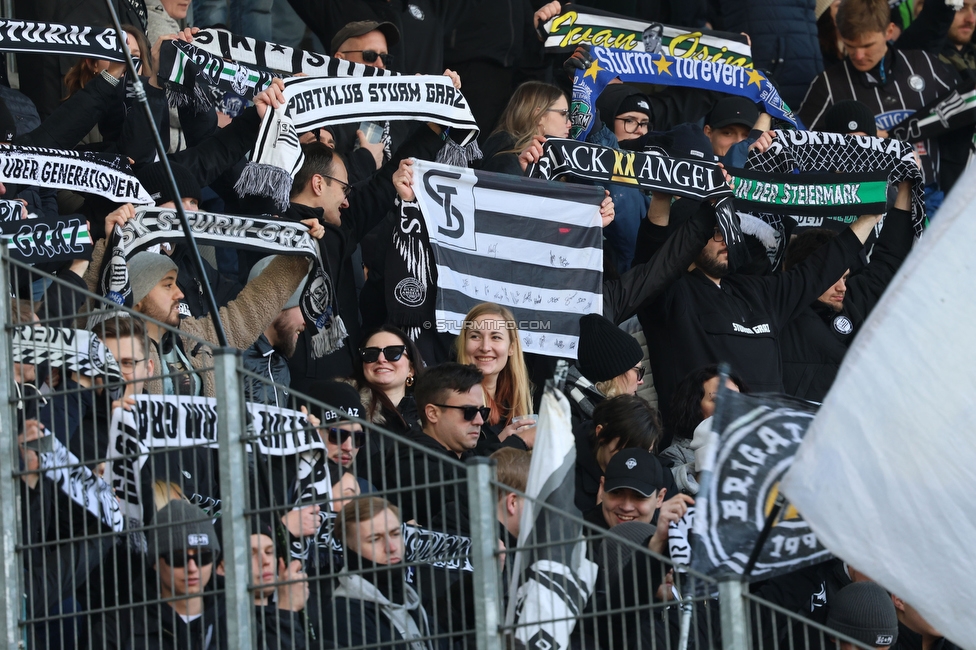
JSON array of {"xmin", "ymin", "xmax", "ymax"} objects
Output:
[
  {"xmin": 326, "ymin": 427, "xmax": 366, "ymax": 448},
  {"xmin": 360, "ymin": 345, "xmax": 406, "ymax": 364},
  {"xmin": 340, "ymin": 49, "xmax": 393, "ymax": 66},
  {"xmin": 434, "ymin": 403, "xmax": 491, "ymax": 422},
  {"xmin": 164, "ymin": 549, "xmax": 214, "ymax": 568},
  {"xmin": 634, "ymin": 364, "xmax": 646, "ymax": 382}
]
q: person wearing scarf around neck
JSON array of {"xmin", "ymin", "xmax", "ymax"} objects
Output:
[{"xmin": 326, "ymin": 497, "xmax": 435, "ymax": 650}]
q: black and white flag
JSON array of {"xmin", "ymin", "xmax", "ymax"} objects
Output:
[
  {"xmin": 691, "ymin": 388, "xmax": 830, "ymax": 580},
  {"xmin": 506, "ymin": 387, "xmax": 598, "ymax": 648},
  {"xmin": 0, "ymin": 19, "xmax": 125, "ymax": 61},
  {"xmin": 410, "ymin": 160, "xmax": 605, "ymax": 359},
  {"xmin": 105, "ymin": 395, "xmax": 331, "ymax": 532}
]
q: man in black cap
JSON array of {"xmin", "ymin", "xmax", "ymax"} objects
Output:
[
  {"xmin": 823, "ymin": 99, "xmax": 879, "ymax": 137},
  {"xmin": 703, "ymin": 96, "xmax": 774, "ymax": 168},
  {"xmin": 584, "ymin": 449, "xmax": 694, "ymax": 556}
]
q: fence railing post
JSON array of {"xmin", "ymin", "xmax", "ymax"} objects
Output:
[
  {"xmin": 719, "ymin": 578, "xmax": 750, "ymax": 649},
  {"xmin": 0, "ymin": 255, "xmax": 23, "ymax": 648},
  {"xmin": 467, "ymin": 457, "xmax": 503, "ymax": 650},
  {"xmin": 213, "ymin": 348, "xmax": 254, "ymax": 649}
]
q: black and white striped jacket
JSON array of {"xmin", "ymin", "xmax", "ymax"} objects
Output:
[{"xmin": 798, "ymin": 46, "xmax": 957, "ymax": 187}]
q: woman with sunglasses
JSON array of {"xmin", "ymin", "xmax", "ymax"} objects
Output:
[
  {"xmin": 354, "ymin": 325, "xmax": 425, "ymax": 438},
  {"xmin": 455, "ymin": 302, "xmax": 536, "ymax": 451},
  {"xmin": 479, "ymin": 81, "xmax": 572, "ymax": 176}
]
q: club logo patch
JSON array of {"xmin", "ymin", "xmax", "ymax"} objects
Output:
[
  {"xmin": 408, "ymin": 4, "xmax": 424, "ymax": 19},
  {"xmin": 394, "ymin": 277, "xmax": 426, "ymax": 307},
  {"xmin": 908, "ymin": 74, "xmax": 925, "ymax": 92},
  {"xmin": 832, "ymin": 315, "xmax": 853, "ymax": 335},
  {"xmin": 625, "ymin": 457, "xmax": 637, "ymax": 469}
]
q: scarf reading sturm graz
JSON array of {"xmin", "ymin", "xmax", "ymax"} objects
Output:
[
  {"xmin": 0, "ymin": 144, "xmax": 153, "ymax": 204},
  {"xmin": 745, "ymin": 130, "xmax": 926, "ymax": 239},
  {"xmin": 1, "ymin": 213, "xmax": 93, "ymax": 263},
  {"xmin": 105, "ymin": 395, "xmax": 330, "ymax": 534},
  {"xmin": 571, "ymin": 46, "xmax": 796, "ymax": 141},
  {"xmin": 540, "ymin": 7, "xmax": 753, "ymax": 68},
  {"xmin": 0, "ymin": 19, "xmax": 125, "ymax": 60},
  {"xmin": 238, "ymin": 75, "xmax": 481, "ymax": 210},
  {"xmin": 99, "ymin": 207, "xmax": 347, "ymax": 357}
]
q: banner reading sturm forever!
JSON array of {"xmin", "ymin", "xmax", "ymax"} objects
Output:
[
  {"xmin": 541, "ymin": 7, "xmax": 752, "ymax": 67},
  {"xmin": 571, "ymin": 47, "xmax": 796, "ymax": 141}
]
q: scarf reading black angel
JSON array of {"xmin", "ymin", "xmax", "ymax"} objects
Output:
[{"xmin": 98, "ymin": 207, "xmax": 347, "ymax": 357}]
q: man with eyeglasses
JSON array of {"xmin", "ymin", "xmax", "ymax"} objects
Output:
[{"xmin": 387, "ymin": 362, "xmax": 486, "ymax": 532}]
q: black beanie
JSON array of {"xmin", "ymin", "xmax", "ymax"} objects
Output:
[
  {"xmin": 824, "ymin": 100, "xmax": 878, "ymax": 137},
  {"xmin": 0, "ymin": 97, "xmax": 16, "ymax": 142},
  {"xmin": 576, "ymin": 314, "xmax": 643, "ymax": 383},
  {"xmin": 615, "ymin": 93, "xmax": 652, "ymax": 119},
  {"xmin": 826, "ymin": 582, "xmax": 899, "ymax": 647},
  {"xmin": 136, "ymin": 162, "xmax": 202, "ymax": 206}
]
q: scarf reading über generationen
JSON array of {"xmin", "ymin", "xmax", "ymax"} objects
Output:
[
  {"xmin": 99, "ymin": 207, "xmax": 347, "ymax": 357},
  {"xmin": 571, "ymin": 46, "xmax": 796, "ymax": 141},
  {"xmin": 0, "ymin": 144, "xmax": 152, "ymax": 204},
  {"xmin": 238, "ymin": 75, "xmax": 481, "ymax": 210}
]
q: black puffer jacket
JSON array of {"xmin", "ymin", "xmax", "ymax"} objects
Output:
[{"xmin": 717, "ymin": 0, "xmax": 822, "ymax": 111}]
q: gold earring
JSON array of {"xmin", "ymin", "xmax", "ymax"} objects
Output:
[{"xmin": 405, "ymin": 375, "xmax": 414, "ymax": 387}]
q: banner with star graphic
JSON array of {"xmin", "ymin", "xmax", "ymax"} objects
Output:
[{"xmin": 570, "ymin": 46, "xmax": 797, "ymax": 140}]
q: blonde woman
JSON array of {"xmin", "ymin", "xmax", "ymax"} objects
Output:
[
  {"xmin": 455, "ymin": 302, "xmax": 536, "ymax": 450},
  {"xmin": 479, "ymin": 81, "xmax": 572, "ymax": 175}
]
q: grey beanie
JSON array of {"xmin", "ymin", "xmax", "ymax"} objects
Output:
[
  {"xmin": 826, "ymin": 582, "xmax": 899, "ymax": 647},
  {"xmin": 247, "ymin": 255, "xmax": 305, "ymax": 310},
  {"xmin": 148, "ymin": 500, "xmax": 221, "ymax": 559},
  {"xmin": 127, "ymin": 251, "xmax": 178, "ymax": 306}
]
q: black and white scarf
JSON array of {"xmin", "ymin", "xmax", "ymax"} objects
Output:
[
  {"xmin": 11, "ymin": 325, "xmax": 125, "ymax": 401},
  {"xmin": 238, "ymin": 76, "xmax": 481, "ymax": 210},
  {"xmin": 0, "ymin": 199, "xmax": 22, "ymax": 221},
  {"xmin": 158, "ymin": 39, "xmax": 280, "ymax": 109},
  {"xmin": 745, "ymin": 130, "xmax": 926, "ymax": 238},
  {"xmin": 190, "ymin": 28, "xmax": 393, "ymax": 77},
  {"xmin": 0, "ymin": 19, "xmax": 125, "ymax": 61},
  {"xmin": 0, "ymin": 144, "xmax": 152, "ymax": 204},
  {"xmin": 385, "ymin": 199, "xmax": 436, "ymax": 340},
  {"xmin": 105, "ymin": 395, "xmax": 330, "ymax": 533},
  {"xmin": 528, "ymin": 138, "xmax": 746, "ymax": 265},
  {"xmin": 890, "ymin": 83, "xmax": 976, "ymax": 143},
  {"xmin": 99, "ymin": 207, "xmax": 346, "ymax": 357},
  {"xmin": 39, "ymin": 433, "xmax": 125, "ymax": 532},
  {"xmin": 2, "ymin": 214, "xmax": 93, "ymax": 263}
]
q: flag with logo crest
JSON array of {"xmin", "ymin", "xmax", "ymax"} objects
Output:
[
  {"xmin": 690, "ymin": 389, "xmax": 831, "ymax": 580},
  {"xmin": 410, "ymin": 159, "xmax": 605, "ymax": 359}
]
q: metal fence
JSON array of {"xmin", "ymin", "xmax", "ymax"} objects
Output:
[{"xmin": 0, "ymin": 250, "xmax": 873, "ymax": 650}]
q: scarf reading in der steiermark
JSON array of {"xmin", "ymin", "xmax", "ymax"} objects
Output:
[
  {"xmin": 99, "ymin": 208, "xmax": 346, "ymax": 357},
  {"xmin": 745, "ymin": 130, "xmax": 926, "ymax": 238},
  {"xmin": 237, "ymin": 75, "xmax": 481, "ymax": 210},
  {"xmin": 570, "ymin": 46, "xmax": 796, "ymax": 141}
]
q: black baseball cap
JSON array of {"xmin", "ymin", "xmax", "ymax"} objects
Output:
[
  {"xmin": 331, "ymin": 20, "xmax": 400, "ymax": 55},
  {"xmin": 707, "ymin": 96, "xmax": 759, "ymax": 129},
  {"xmin": 603, "ymin": 449, "xmax": 666, "ymax": 497},
  {"xmin": 823, "ymin": 100, "xmax": 878, "ymax": 137}
]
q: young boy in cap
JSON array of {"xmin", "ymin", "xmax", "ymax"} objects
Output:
[{"xmin": 584, "ymin": 448, "xmax": 694, "ymax": 555}]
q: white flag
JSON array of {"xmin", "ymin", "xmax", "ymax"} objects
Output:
[{"xmin": 780, "ymin": 167, "xmax": 976, "ymax": 648}]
